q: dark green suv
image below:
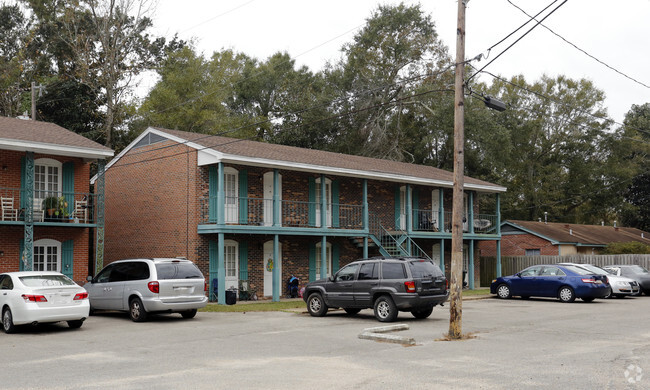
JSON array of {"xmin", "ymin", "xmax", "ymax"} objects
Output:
[{"xmin": 303, "ymin": 257, "xmax": 448, "ymax": 322}]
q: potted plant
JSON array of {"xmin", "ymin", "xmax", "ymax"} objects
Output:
[
  {"xmin": 42, "ymin": 196, "xmax": 58, "ymax": 218},
  {"xmin": 53, "ymin": 196, "xmax": 70, "ymax": 220}
]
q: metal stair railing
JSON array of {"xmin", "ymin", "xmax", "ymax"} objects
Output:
[{"xmin": 368, "ymin": 213, "xmax": 432, "ymax": 261}]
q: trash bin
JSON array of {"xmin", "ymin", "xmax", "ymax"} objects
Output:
[{"xmin": 225, "ymin": 289, "xmax": 237, "ymax": 305}]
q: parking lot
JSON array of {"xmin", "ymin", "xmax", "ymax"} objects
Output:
[{"xmin": 1, "ymin": 296, "xmax": 648, "ymax": 389}]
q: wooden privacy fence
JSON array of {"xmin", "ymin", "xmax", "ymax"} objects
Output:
[{"xmin": 480, "ymin": 254, "xmax": 650, "ymax": 286}]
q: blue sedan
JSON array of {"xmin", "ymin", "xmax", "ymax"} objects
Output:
[{"xmin": 490, "ymin": 264, "xmax": 610, "ymax": 303}]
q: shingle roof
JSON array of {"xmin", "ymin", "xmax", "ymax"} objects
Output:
[
  {"xmin": 0, "ymin": 116, "xmax": 113, "ymax": 157},
  {"xmin": 154, "ymin": 127, "xmax": 505, "ymax": 192},
  {"xmin": 506, "ymin": 220, "xmax": 650, "ymax": 246}
]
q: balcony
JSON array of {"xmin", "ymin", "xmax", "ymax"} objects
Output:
[
  {"xmin": 199, "ymin": 197, "xmax": 498, "ymax": 235},
  {"xmin": 412, "ymin": 208, "xmax": 497, "ymax": 234},
  {"xmin": 200, "ymin": 196, "xmax": 364, "ymax": 230},
  {"xmin": 0, "ymin": 187, "xmax": 97, "ymax": 225}
]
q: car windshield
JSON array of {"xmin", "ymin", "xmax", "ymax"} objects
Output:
[
  {"xmin": 156, "ymin": 262, "xmax": 204, "ymax": 279},
  {"xmin": 563, "ymin": 265, "xmax": 593, "ymax": 275},
  {"xmin": 627, "ymin": 265, "xmax": 649, "ymax": 274},
  {"xmin": 577, "ymin": 264, "xmax": 608, "ymax": 275},
  {"xmin": 408, "ymin": 260, "xmax": 443, "ymax": 278},
  {"xmin": 20, "ymin": 274, "xmax": 76, "ymax": 287}
]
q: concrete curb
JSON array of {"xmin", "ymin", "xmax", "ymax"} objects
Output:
[{"xmin": 358, "ymin": 324, "xmax": 416, "ymax": 345}]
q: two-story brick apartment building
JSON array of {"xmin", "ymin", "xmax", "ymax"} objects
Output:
[
  {"xmin": 0, "ymin": 117, "xmax": 114, "ymax": 283},
  {"xmin": 99, "ymin": 127, "xmax": 506, "ymax": 303}
]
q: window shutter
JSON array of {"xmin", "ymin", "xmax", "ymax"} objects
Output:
[
  {"xmin": 238, "ymin": 170, "xmax": 248, "ymax": 224},
  {"xmin": 209, "ymin": 240, "xmax": 218, "ymax": 297},
  {"xmin": 332, "ymin": 242, "xmax": 340, "ymax": 272},
  {"xmin": 308, "ymin": 243, "xmax": 316, "ymax": 282},
  {"xmin": 62, "ymin": 240, "xmax": 74, "ymax": 279},
  {"xmin": 239, "ymin": 241, "xmax": 248, "ymax": 281},
  {"xmin": 308, "ymin": 177, "xmax": 316, "ymax": 227},
  {"xmin": 20, "ymin": 156, "xmax": 27, "ymax": 210},
  {"xmin": 208, "ymin": 166, "xmax": 218, "ymax": 222},
  {"xmin": 394, "ymin": 185, "xmax": 401, "ymax": 229},
  {"xmin": 332, "ymin": 180, "xmax": 340, "ymax": 228},
  {"xmin": 62, "ymin": 162, "xmax": 75, "ymax": 215},
  {"xmin": 19, "ymin": 239, "xmax": 25, "ymax": 271}
]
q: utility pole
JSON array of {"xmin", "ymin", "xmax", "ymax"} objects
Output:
[{"xmin": 449, "ymin": 0, "xmax": 467, "ymax": 339}]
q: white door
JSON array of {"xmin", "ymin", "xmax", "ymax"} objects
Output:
[
  {"xmin": 463, "ymin": 193, "xmax": 469, "ymax": 232},
  {"xmin": 315, "ymin": 178, "xmax": 331, "ymax": 227},
  {"xmin": 224, "ymin": 240, "xmax": 238, "ymax": 292},
  {"xmin": 399, "ymin": 186, "xmax": 406, "ymax": 230},
  {"xmin": 263, "ymin": 172, "xmax": 282, "ymax": 226},
  {"xmin": 263, "ymin": 241, "xmax": 282, "ymax": 297},
  {"xmin": 315, "ymin": 242, "xmax": 332, "ymax": 280},
  {"xmin": 224, "ymin": 168, "xmax": 238, "ymax": 223},
  {"xmin": 431, "ymin": 189, "xmax": 440, "ymax": 230}
]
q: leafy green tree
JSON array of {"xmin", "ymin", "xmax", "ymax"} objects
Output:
[
  {"xmin": 602, "ymin": 242, "xmax": 650, "ymax": 255},
  {"xmin": 0, "ymin": 3, "xmax": 29, "ymax": 117}
]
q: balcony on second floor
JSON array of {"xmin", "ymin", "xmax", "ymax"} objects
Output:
[{"xmin": 0, "ymin": 187, "xmax": 98, "ymax": 226}]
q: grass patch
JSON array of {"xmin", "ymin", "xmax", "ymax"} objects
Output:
[
  {"xmin": 199, "ymin": 300, "xmax": 305, "ymax": 313},
  {"xmin": 462, "ymin": 288, "xmax": 491, "ymax": 297}
]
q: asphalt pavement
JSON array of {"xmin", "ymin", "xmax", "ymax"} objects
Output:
[{"xmin": 0, "ymin": 295, "xmax": 648, "ymax": 389}]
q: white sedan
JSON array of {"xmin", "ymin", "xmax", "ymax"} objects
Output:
[{"xmin": 0, "ymin": 271, "xmax": 90, "ymax": 333}]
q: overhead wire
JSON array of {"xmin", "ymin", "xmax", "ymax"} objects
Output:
[
  {"xmin": 466, "ymin": 0, "xmax": 568, "ymax": 84},
  {"xmin": 507, "ymin": 0, "xmax": 650, "ymax": 90}
]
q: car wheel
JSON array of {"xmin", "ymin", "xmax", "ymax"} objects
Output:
[
  {"xmin": 496, "ymin": 284, "xmax": 512, "ymax": 299},
  {"xmin": 181, "ymin": 309, "xmax": 197, "ymax": 319},
  {"xmin": 306, "ymin": 293, "xmax": 328, "ymax": 317},
  {"xmin": 374, "ymin": 296, "xmax": 398, "ymax": 322},
  {"xmin": 558, "ymin": 286, "xmax": 576, "ymax": 303},
  {"xmin": 2, "ymin": 308, "xmax": 16, "ymax": 334},
  {"xmin": 411, "ymin": 306, "xmax": 434, "ymax": 319},
  {"xmin": 129, "ymin": 297, "xmax": 148, "ymax": 322},
  {"xmin": 67, "ymin": 320, "xmax": 84, "ymax": 329},
  {"xmin": 582, "ymin": 297, "xmax": 595, "ymax": 303},
  {"xmin": 344, "ymin": 308, "xmax": 361, "ymax": 315},
  {"xmin": 604, "ymin": 288, "xmax": 612, "ymax": 299}
]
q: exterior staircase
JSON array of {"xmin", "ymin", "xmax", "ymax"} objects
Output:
[{"xmin": 367, "ymin": 213, "xmax": 433, "ymax": 261}]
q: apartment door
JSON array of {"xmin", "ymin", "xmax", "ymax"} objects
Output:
[{"xmin": 263, "ymin": 172, "xmax": 282, "ymax": 226}]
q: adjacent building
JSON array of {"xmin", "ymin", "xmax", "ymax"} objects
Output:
[
  {"xmin": 480, "ymin": 220, "xmax": 650, "ymax": 257},
  {"xmin": 98, "ymin": 127, "xmax": 506, "ymax": 303},
  {"xmin": 0, "ymin": 117, "xmax": 114, "ymax": 284}
]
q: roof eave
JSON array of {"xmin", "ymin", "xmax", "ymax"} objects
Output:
[{"xmin": 1, "ymin": 139, "xmax": 114, "ymax": 159}]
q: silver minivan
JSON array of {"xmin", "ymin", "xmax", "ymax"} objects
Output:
[{"xmin": 85, "ymin": 258, "xmax": 208, "ymax": 322}]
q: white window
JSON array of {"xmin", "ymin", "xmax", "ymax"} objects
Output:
[
  {"xmin": 224, "ymin": 167, "xmax": 238, "ymax": 223},
  {"xmin": 33, "ymin": 239, "xmax": 61, "ymax": 272},
  {"xmin": 34, "ymin": 158, "xmax": 62, "ymax": 202},
  {"xmin": 315, "ymin": 178, "xmax": 332, "ymax": 227},
  {"xmin": 315, "ymin": 242, "xmax": 332, "ymax": 279},
  {"xmin": 525, "ymin": 249, "xmax": 541, "ymax": 256}
]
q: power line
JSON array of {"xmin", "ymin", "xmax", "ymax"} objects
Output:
[
  {"xmin": 177, "ymin": 0, "xmax": 257, "ymax": 34},
  {"xmin": 507, "ymin": 0, "xmax": 650, "ymax": 90},
  {"xmin": 466, "ymin": 0, "xmax": 568, "ymax": 83}
]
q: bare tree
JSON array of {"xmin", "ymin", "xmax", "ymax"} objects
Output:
[{"xmin": 61, "ymin": 0, "xmax": 165, "ymax": 147}]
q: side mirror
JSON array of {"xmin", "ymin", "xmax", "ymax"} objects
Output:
[
  {"xmin": 86, "ymin": 275, "xmax": 93, "ymax": 283},
  {"xmin": 516, "ymin": 273, "xmax": 522, "ymax": 278}
]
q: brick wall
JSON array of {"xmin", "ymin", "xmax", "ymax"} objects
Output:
[
  {"xmin": 478, "ymin": 233, "xmax": 559, "ymax": 257},
  {"xmin": 104, "ymin": 140, "xmax": 202, "ymax": 264}
]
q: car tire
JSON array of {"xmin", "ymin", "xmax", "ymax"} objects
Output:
[
  {"xmin": 582, "ymin": 297, "xmax": 595, "ymax": 303},
  {"xmin": 604, "ymin": 288, "xmax": 612, "ymax": 299},
  {"xmin": 129, "ymin": 297, "xmax": 148, "ymax": 322},
  {"xmin": 344, "ymin": 308, "xmax": 361, "ymax": 315},
  {"xmin": 2, "ymin": 308, "xmax": 16, "ymax": 334},
  {"xmin": 558, "ymin": 286, "xmax": 576, "ymax": 303},
  {"xmin": 181, "ymin": 309, "xmax": 197, "ymax": 319},
  {"xmin": 67, "ymin": 320, "xmax": 84, "ymax": 329},
  {"xmin": 496, "ymin": 284, "xmax": 512, "ymax": 299},
  {"xmin": 307, "ymin": 293, "xmax": 328, "ymax": 317},
  {"xmin": 411, "ymin": 306, "xmax": 434, "ymax": 319},
  {"xmin": 374, "ymin": 296, "xmax": 398, "ymax": 322}
]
